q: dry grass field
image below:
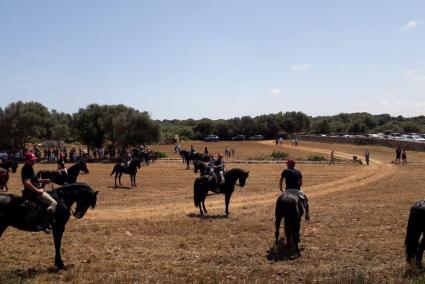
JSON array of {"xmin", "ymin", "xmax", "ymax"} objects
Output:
[{"xmin": 1, "ymin": 140, "xmax": 425, "ymax": 283}]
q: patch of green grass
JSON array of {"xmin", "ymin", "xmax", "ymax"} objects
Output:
[
  {"xmin": 270, "ymin": 150, "xmax": 289, "ymax": 159},
  {"xmin": 306, "ymin": 155, "xmax": 327, "ymax": 161}
]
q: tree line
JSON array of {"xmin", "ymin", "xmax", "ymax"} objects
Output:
[
  {"xmin": 160, "ymin": 112, "xmax": 425, "ymax": 141},
  {"xmin": 0, "ymin": 101, "xmax": 160, "ymax": 150},
  {"xmin": 0, "ymin": 101, "xmax": 423, "ymax": 149}
]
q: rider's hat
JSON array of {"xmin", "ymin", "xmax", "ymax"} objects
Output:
[
  {"xmin": 286, "ymin": 159, "xmax": 296, "ymax": 167},
  {"xmin": 24, "ymin": 152, "xmax": 37, "ymax": 161},
  {"xmin": 218, "ymin": 153, "xmax": 223, "ymax": 158}
]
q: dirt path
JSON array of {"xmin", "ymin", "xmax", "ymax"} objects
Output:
[{"xmin": 89, "ymin": 141, "xmax": 395, "ymax": 220}]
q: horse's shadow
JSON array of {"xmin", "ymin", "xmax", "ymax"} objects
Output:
[
  {"xmin": 266, "ymin": 238, "xmax": 302, "ymax": 262},
  {"xmin": 107, "ymin": 186, "xmax": 131, "ymax": 190},
  {"xmin": 1, "ymin": 264, "xmax": 76, "ymax": 281},
  {"xmin": 186, "ymin": 213, "xmax": 228, "ymax": 220}
]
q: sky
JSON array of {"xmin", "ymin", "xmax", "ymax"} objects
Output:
[{"xmin": 0, "ymin": 0, "xmax": 424, "ymax": 120}]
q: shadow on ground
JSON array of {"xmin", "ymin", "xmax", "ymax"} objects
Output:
[{"xmin": 186, "ymin": 213, "xmax": 228, "ymax": 220}]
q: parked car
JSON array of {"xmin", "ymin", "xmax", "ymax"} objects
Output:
[
  {"xmin": 248, "ymin": 134, "xmax": 264, "ymax": 141},
  {"xmin": 231, "ymin": 135, "xmax": 246, "ymax": 141},
  {"xmin": 204, "ymin": 134, "xmax": 219, "ymax": 142}
]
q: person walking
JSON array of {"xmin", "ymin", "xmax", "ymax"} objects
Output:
[
  {"xmin": 364, "ymin": 149, "xmax": 370, "ymax": 166},
  {"xmin": 329, "ymin": 150, "xmax": 335, "ymax": 166}
]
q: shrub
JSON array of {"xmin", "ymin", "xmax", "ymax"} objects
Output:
[
  {"xmin": 155, "ymin": 151, "xmax": 167, "ymax": 158},
  {"xmin": 306, "ymin": 155, "xmax": 326, "ymax": 161},
  {"xmin": 271, "ymin": 150, "xmax": 289, "ymax": 159}
]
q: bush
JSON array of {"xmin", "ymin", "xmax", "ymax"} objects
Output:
[
  {"xmin": 306, "ymin": 155, "xmax": 326, "ymax": 161},
  {"xmin": 271, "ymin": 150, "xmax": 289, "ymax": 159},
  {"xmin": 155, "ymin": 151, "xmax": 167, "ymax": 158}
]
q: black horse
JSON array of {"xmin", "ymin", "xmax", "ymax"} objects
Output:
[
  {"xmin": 194, "ymin": 168, "xmax": 249, "ymax": 216},
  {"xmin": 138, "ymin": 152, "xmax": 151, "ymax": 165},
  {"xmin": 0, "ymin": 183, "xmax": 98, "ymax": 269},
  {"xmin": 110, "ymin": 158, "xmax": 142, "ymax": 188},
  {"xmin": 180, "ymin": 150, "xmax": 209, "ymax": 169},
  {"xmin": 37, "ymin": 161, "xmax": 90, "ymax": 185},
  {"xmin": 193, "ymin": 160, "xmax": 208, "ymax": 176},
  {"xmin": 405, "ymin": 200, "xmax": 425, "ymax": 267},
  {"xmin": 275, "ymin": 189, "xmax": 309, "ymax": 258},
  {"xmin": 0, "ymin": 160, "xmax": 19, "ymax": 173}
]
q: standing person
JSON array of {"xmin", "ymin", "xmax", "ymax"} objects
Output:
[
  {"xmin": 231, "ymin": 146, "xmax": 236, "ymax": 157},
  {"xmin": 329, "ymin": 150, "xmax": 335, "ymax": 166},
  {"xmin": 21, "ymin": 152, "xmax": 56, "ymax": 233},
  {"xmin": 279, "ymin": 159, "xmax": 303, "ymax": 192},
  {"xmin": 204, "ymin": 147, "xmax": 208, "ymax": 156},
  {"xmin": 364, "ymin": 149, "xmax": 370, "ymax": 166},
  {"xmin": 396, "ymin": 146, "xmax": 402, "ymax": 164},
  {"xmin": 275, "ymin": 137, "xmax": 279, "ymax": 145},
  {"xmin": 402, "ymin": 149, "xmax": 407, "ymax": 164}
]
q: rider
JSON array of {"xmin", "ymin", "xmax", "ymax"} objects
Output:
[
  {"xmin": 207, "ymin": 154, "xmax": 217, "ymax": 176},
  {"xmin": 279, "ymin": 159, "xmax": 302, "ymax": 192},
  {"xmin": 21, "ymin": 152, "xmax": 57, "ymax": 233},
  {"xmin": 213, "ymin": 153, "xmax": 225, "ymax": 185},
  {"xmin": 57, "ymin": 159, "xmax": 68, "ymax": 176},
  {"xmin": 190, "ymin": 145, "xmax": 196, "ymax": 155}
]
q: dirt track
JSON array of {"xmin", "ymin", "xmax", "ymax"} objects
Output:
[{"xmin": 1, "ymin": 140, "xmax": 424, "ymax": 283}]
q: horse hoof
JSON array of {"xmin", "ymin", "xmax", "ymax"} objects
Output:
[{"xmin": 55, "ymin": 262, "xmax": 65, "ymax": 270}]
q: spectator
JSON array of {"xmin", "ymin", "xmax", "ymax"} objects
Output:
[
  {"xmin": 329, "ymin": 150, "xmax": 335, "ymax": 166},
  {"xmin": 396, "ymin": 146, "xmax": 402, "ymax": 164},
  {"xmin": 364, "ymin": 149, "xmax": 370, "ymax": 166},
  {"xmin": 402, "ymin": 149, "xmax": 407, "ymax": 164}
]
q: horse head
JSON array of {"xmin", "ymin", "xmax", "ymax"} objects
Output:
[
  {"xmin": 61, "ymin": 183, "xmax": 98, "ymax": 219},
  {"xmin": 10, "ymin": 160, "xmax": 18, "ymax": 173},
  {"xmin": 225, "ymin": 168, "xmax": 250, "ymax": 187},
  {"xmin": 134, "ymin": 158, "xmax": 142, "ymax": 169},
  {"xmin": 238, "ymin": 170, "xmax": 250, "ymax": 187},
  {"xmin": 79, "ymin": 161, "xmax": 89, "ymax": 174},
  {"xmin": 193, "ymin": 160, "xmax": 199, "ymax": 173}
]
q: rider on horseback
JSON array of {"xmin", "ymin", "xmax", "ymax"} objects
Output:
[
  {"xmin": 57, "ymin": 159, "xmax": 68, "ymax": 177},
  {"xmin": 279, "ymin": 159, "xmax": 309, "ymax": 221},
  {"xmin": 21, "ymin": 152, "xmax": 57, "ymax": 233},
  {"xmin": 279, "ymin": 159, "xmax": 302, "ymax": 191}
]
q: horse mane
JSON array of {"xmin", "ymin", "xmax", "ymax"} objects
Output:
[
  {"xmin": 225, "ymin": 168, "xmax": 247, "ymax": 176},
  {"xmin": 53, "ymin": 182, "xmax": 94, "ymax": 194}
]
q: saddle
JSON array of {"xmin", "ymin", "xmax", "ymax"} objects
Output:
[{"xmin": 20, "ymin": 190, "xmax": 60, "ymax": 232}]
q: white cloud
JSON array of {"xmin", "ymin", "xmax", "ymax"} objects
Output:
[
  {"xmin": 404, "ymin": 69, "xmax": 425, "ymax": 83},
  {"xmin": 292, "ymin": 64, "xmax": 311, "ymax": 72},
  {"xmin": 404, "ymin": 70, "xmax": 417, "ymax": 77},
  {"xmin": 270, "ymin": 88, "xmax": 281, "ymax": 96},
  {"xmin": 378, "ymin": 100, "xmax": 425, "ymax": 115},
  {"xmin": 402, "ymin": 20, "xmax": 418, "ymax": 31}
]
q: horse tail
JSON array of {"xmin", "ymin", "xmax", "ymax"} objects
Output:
[
  {"xmin": 194, "ymin": 178, "xmax": 202, "ymax": 208},
  {"xmin": 405, "ymin": 206, "xmax": 422, "ymax": 262},
  {"xmin": 110, "ymin": 165, "xmax": 117, "ymax": 176}
]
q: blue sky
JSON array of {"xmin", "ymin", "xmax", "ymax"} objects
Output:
[{"xmin": 0, "ymin": 0, "xmax": 424, "ymax": 119}]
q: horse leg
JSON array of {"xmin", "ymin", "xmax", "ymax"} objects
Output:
[
  {"xmin": 0, "ymin": 224, "xmax": 7, "ymax": 238},
  {"xmin": 416, "ymin": 232, "xmax": 425, "ymax": 267},
  {"xmin": 119, "ymin": 173, "xmax": 123, "ymax": 186},
  {"xmin": 52, "ymin": 224, "xmax": 65, "ymax": 269},
  {"xmin": 202, "ymin": 201, "xmax": 207, "ymax": 214},
  {"xmin": 134, "ymin": 174, "xmax": 137, "ymax": 188},
  {"xmin": 224, "ymin": 193, "xmax": 231, "ymax": 216},
  {"xmin": 114, "ymin": 173, "xmax": 118, "ymax": 188},
  {"xmin": 186, "ymin": 159, "xmax": 190, "ymax": 169},
  {"xmin": 275, "ymin": 213, "xmax": 283, "ymax": 244}
]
